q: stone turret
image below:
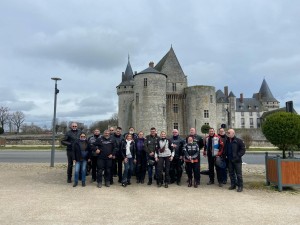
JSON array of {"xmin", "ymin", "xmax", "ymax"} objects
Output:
[
  {"xmin": 133, "ymin": 62, "xmax": 167, "ymax": 133},
  {"xmin": 117, "ymin": 57, "xmax": 134, "ymax": 130}
]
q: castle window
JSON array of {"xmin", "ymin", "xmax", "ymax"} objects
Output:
[
  {"xmin": 210, "ymin": 95, "xmax": 213, "ymax": 103},
  {"xmin": 163, "ymin": 106, "xmax": 166, "ymax": 116},
  {"xmin": 136, "ymin": 93, "xmax": 139, "ymax": 104},
  {"xmin": 172, "ymin": 83, "xmax": 176, "ymax": 91},
  {"xmin": 204, "ymin": 122, "xmax": 209, "ymax": 125},
  {"xmin": 173, "ymin": 104, "xmax": 178, "ymax": 113},
  {"xmin": 144, "ymin": 78, "xmax": 147, "ymax": 87},
  {"xmin": 241, "ymin": 118, "xmax": 245, "ymax": 126},
  {"xmin": 250, "ymin": 118, "xmax": 253, "ymax": 126},
  {"xmin": 257, "ymin": 118, "xmax": 261, "ymax": 128},
  {"xmin": 204, "ymin": 110, "xmax": 209, "ymax": 118},
  {"xmin": 249, "ymin": 112, "xmax": 253, "ymax": 116},
  {"xmin": 241, "ymin": 112, "xmax": 244, "ymax": 117},
  {"xmin": 173, "ymin": 123, "xmax": 178, "ymax": 130}
]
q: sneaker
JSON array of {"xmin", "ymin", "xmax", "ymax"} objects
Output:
[{"xmin": 122, "ymin": 183, "xmax": 127, "ymax": 187}]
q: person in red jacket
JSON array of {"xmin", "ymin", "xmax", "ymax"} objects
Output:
[{"xmin": 203, "ymin": 128, "xmax": 224, "ymax": 187}]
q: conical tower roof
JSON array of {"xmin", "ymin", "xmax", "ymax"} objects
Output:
[
  {"xmin": 258, "ymin": 79, "xmax": 278, "ymax": 102},
  {"xmin": 154, "ymin": 46, "xmax": 185, "ymax": 81},
  {"xmin": 118, "ymin": 56, "xmax": 134, "ymax": 86}
]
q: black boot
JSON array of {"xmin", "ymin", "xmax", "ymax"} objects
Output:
[
  {"xmin": 194, "ymin": 180, "xmax": 198, "ymax": 188},
  {"xmin": 73, "ymin": 182, "xmax": 78, "ymax": 187},
  {"xmin": 237, "ymin": 186, "xmax": 243, "ymax": 192},
  {"xmin": 188, "ymin": 179, "xmax": 192, "ymax": 187},
  {"xmin": 147, "ymin": 178, "xmax": 152, "ymax": 185}
]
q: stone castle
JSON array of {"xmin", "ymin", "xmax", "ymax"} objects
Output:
[{"xmin": 116, "ymin": 47, "xmax": 280, "ymax": 135}]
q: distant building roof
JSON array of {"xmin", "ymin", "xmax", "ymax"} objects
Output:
[
  {"xmin": 236, "ymin": 98, "xmax": 263, "ymax": 112},
  {"xmin": 258, "ymin": 79, "xmax": 278, "ymax": 102}
]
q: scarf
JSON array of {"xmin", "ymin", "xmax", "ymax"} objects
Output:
[{"xmin": 126, "ymin": 140, "xmax": 133, "ymax": 158}]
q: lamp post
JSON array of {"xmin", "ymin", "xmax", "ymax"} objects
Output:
[{"xmin": 50, "ymin": 77, "xmax": 61, "ymax": 167}]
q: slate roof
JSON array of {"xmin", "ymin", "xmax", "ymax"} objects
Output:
[
  {"xmin": 258, "ymin": 79, "xmax": 278, "ymax": 102},
  {"xmin": 236, "ymin": 98, "xmax": 263, "ymax": 112},
  {"xmin": 216, "ymin": 90, "xmax": 229, "ymax": 103},
  {"xmin": 118, "ymin": 59, "xmax": 134, "ymax": 86},
  {"xmin": 134, "ymin": 66, "xmax": 167, "ymax": 77}
]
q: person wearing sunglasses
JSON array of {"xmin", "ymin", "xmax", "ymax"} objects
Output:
[{"xmin": 61, "ymin": 122, "xmax": 81, "ymax": 184}]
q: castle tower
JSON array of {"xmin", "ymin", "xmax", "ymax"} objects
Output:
[
  {"xmin": 116, "ymin": 57, "xmax": 134, "ymax": 131},
  {"xmin": 184, "ymin": 85, "xmax": 217, "ymax": 134},
  {"xmin": 155, "ymin": 47, "xmax": 188, "ymax": 134},
  {"xmin": 133, "ymin": 62, "xmax": 167, "ymax": 133},
  {"xmin": 228, "ymin": 91, "xmax": 236, "ymax": 128},
  {"xmin": 257, "ymin": 79, "xmax": 280, "ymax": 110}
]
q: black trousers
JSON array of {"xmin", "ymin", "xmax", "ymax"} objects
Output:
[
  {"xmin": 97, "ymin": 158, "xmax": 112, "ymax": 183},
  {"xmin": 186, "ymin": 161, "xmax": 200, "ymax": 182},
  {"xmin": 91, "ymin": 156, "xmax": 97, "ymax": 181},
  {"xmin": 67, "ymin": 151, "xmax": 74, "ymax": 179},
  {"xmin": 136, "ymin": 154, "xmax": 147, "ymax": 181},
  {"xmin": 207, "ymin": 155, "xmax": 222, "ymax": 183},
  {"xmin": 228, "ymin": 160, "xmax": 243, "ymax": 187},
  {"xmin": 157, "ymin": 157, "xmax": 170, "ymax": 184},
  {"xmin": 169, "ymin": 158, "xmax": 183, "ymax": 183},
  {"xmin": 117, "ymin": 157, "xmax": 123, "ymax": 182}
]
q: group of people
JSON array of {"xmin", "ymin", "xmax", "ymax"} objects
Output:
[{"xmin": 61, "ymin": 123, "xmax": 246, "ymax": 192}]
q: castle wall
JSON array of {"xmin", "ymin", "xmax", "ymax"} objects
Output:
[
  {"xmin": 166, "ymin": 94, "xmax": 186, "ymax": 135},
  {"xmin": 133, "ymin": 73, "xmax": 167, "ymax": 133},
  {"xmin": 184, "ymin": 85, "xmax": 217, "ymax": 134}
]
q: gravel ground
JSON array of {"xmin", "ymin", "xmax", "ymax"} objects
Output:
[{"xmin": 0, "ymin": 163, "xmax": 299, "ymax": 225}]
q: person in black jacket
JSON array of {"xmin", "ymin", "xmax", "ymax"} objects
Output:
[
  {"xmin": 111, "ymin": 127, "xmax": 124, "ymax": 184},
  {"xmin": 183, "ymin": 136, "xmax": 200, "ymax": 188},
  {"xmin": 218, "ymin": 128, "xmax": 228, "ymax": 184},
  {"xmin": 169, "ymin": 129, "xmax": 185, "ymax": 185},
  {"xmin": 72, "ymin": 133, "xmax": 91, "ymax": 187},
  {"xmin": 87, "ymin": 128, "xmax": 101, "ymax": 182},
  {"xmin": 120, "ymin": 134, "xmax": 136, "ymax": 187},
  {"xmin": 135, "ymin": 131, "xmax": 147, "ymax": 184},
  {"xmin": 61, "ymin": 122, "xmax": 81, "ymax": 183},
  {"xmin": 186, "ymin": 128, "xmax": 204, "ymax": 185},
  {"xmin": 224, "ymin": 129, "xmax": 246, "ymax": 192},
  {"xmin": 93, "ymin": 130, "xmax": 117, "ymax": 188}
]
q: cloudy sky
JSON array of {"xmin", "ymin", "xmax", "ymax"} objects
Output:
[{"xmin": 1, "ymin": 0, "xmax": 300, "ymax": 129}]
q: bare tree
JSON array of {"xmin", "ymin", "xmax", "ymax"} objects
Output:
[
  {"xmin": 10, "ymin": 111, "xmax": 25, "ymax": 133},
  {"xmin": 0, "ymin": 106, "xmax": 10, "ymax": 129},
  {"xmin": 21, "ymin": 123, "xmax": 44, "ymax": 134}
]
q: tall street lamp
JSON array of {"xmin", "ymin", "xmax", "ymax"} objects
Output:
[{"xmin": 51, "ymin": 77, "xmax": 61, "ymax": 167}]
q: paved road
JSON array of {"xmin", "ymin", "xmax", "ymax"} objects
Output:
[{"xmin": 1, "ymin": 150, "xmax": 298, "ymax": 164}]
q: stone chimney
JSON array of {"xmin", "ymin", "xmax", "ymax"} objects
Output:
[
  {"xmin": 149, "ymin": 61, "xmax": 154, "ymax": 68},
  {"xmin": 224, "ymin": 86, "xmax": 228, "ymax": 97},
  {"xmin": 240, "ymin": 93, "xmax": 244, "ymax": 103}
]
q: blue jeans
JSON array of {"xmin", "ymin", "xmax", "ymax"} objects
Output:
[
  {"xmin": 122, "ymin": 158, "xmax": 133, "ymax": 183},
  {"xmin": 74, "ymin": 160, "xmax": 87, "ymax": 183}
]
